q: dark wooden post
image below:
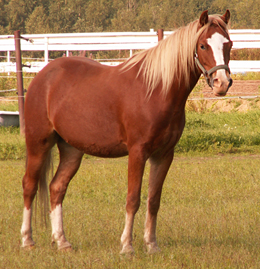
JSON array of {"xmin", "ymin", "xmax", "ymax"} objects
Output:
[
  {"xmin": 157, "ymin": 29, "xmax": 164, "ymax": 42},
  {"xmin": 14, "ymin": 30, "xmax": 25, "ymax": 135}
]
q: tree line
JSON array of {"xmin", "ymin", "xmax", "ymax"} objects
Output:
[{"xmin": 0, "ymin": 0, "xmax": 259, "ymax": 36}]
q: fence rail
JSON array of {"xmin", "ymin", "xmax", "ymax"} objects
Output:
[{"xmin": 0, "ymin": 29, "xmax": 260, "ymax": 73}]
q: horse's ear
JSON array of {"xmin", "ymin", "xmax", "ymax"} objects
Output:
[
  {"xmin": 221, "ymin": 10, "xmax": 230, "ymax": 24},
  {"xmin": 199, "ymin": 10, "xmax": 208, "ymax": 27}
]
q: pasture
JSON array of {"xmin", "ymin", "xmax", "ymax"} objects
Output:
[{"xmin": 1, "ymin": 109, "xmax": 260, "ymax": 268}]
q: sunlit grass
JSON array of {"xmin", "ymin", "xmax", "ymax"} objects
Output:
[
  {"xmin": 177, "ymin": 110, "xmax": 260, "ymax": 155},
  {"xmin": 1, "ymin": 109, "xmax": 260, "ymax": 161},
  {"xmin": 1, "ymin": 155, "xmax": 260, "ymax": 268},
  {"xmin": 0, "ymin": 127, "xmax": 25, "ymax": 160},
  {"xmin": 231, "ymin": 72, "xmax": 260, "ymax": 80},
  {"xmin": 1, "ymin": 108, "xmax": 260, "ymax": 267},
  {"xmin": 0, "ymin": 101, "xmax": 19, "ymax": 111}
]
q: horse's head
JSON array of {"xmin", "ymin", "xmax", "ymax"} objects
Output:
[{"xmin": 195, "ymin": 10, "xmax": 233, "ymax": 96}]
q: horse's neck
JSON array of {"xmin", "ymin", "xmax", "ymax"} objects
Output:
[{"xmin": 168, "ymin": 66, "xmax": 201, "ymax": 104}]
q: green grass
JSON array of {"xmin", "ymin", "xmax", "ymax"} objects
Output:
[
  {"xmin": 1, "ymin": 155, "xmax": 260, "ymax": 268},
  {"xmin": 176, "ymin": 110, "xmax": 260, "ymax": 155},
  {"xmin": 231, "ymin": 72, "xmax": 260, "ymax": 80},
  {"xmin": 0, "ymin": 73, "xmax": 34, "ymax": 94},
  {"xmin": 0, "ymin": 101, "xmax": 19, "ymax": 111},
  {"xmin": 1, "ymin": 109, "xmax": 260, "ymax": 267},
  {"xmin": 0, "ymin": 127, "xmax": 25, "ymax": 160},
  {"xmin": 1, "ymin": 110, "xmax": 260, "ymax": 161}
]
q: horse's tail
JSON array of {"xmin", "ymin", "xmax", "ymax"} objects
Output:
[{"xmin": 38, "ymin": 149, "xmax": 53, "ymax": 226}]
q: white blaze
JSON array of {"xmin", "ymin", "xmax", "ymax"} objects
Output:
[
  {"xmin": 207, "ymin": 32, "xmax": 230, "ymax": 81},
  {"xmin": 207, "ymin": 32, "xmax": 229, "ymax": 66}
]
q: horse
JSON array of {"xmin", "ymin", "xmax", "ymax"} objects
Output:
[{"xmin": 21, "ymin": 10, "xmax": 233, "ymax": 254}]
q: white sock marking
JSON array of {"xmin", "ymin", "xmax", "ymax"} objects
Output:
[
  {"xmin": 50, "ymin": 204, "xmax": 64, "ymax": 240},
  {"xmin": 21, "ymin": 207, "xmax": 32, "ymax": 232},
  {"xmin": 21, "ymin": 207, "xmax": 33, "ymax": 246}
]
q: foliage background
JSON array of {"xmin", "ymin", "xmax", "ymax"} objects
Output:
[
  {"xmin": 0, "ymin": 0, "xmax": 259, "ymax": 60},
  {"xmin": 0, "ymin": 0, "xmax": 259, "ymax": 36}
]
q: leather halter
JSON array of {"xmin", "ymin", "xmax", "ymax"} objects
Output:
[{"xmin": 194, "ymin": 46, "xmax": 231, "ymax": 88}]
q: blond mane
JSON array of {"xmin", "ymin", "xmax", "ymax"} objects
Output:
[{"xmin": 122, "ymin": 15, "xmax": 229, "ymax": 97}]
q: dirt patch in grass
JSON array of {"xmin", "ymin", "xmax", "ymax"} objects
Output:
[
  {"xmin": 188, "ymin": 80, "xmax": 260, "ymax": 112},
  {"xmin": 201, "ymin": 80, "xmax": 260, "ymax": 98}
]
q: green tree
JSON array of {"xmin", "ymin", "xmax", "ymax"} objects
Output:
[
  {"xmin": 0, "ymin": 0, "xmax": 8, "ymax": 34},
  {"xmin": 48, "ymin": 0, "xmax": 77, "ymax": 33},
  {"xmin": 0, "ymin": 0, "xmax": 259, "ymax": 35},
  {"xmin": 233, "ymin": 0, "xmax": 260, "ymax": 28},
  {"xmin": 25, "ymin": 6, "xmax": 50, "ymax": 34},
  {"xmin": 110, "ymin": 0, "xmax": 140, "ymax": 31},
  {"xmin": 83, "ymin": 0, "xmax": 114, "ymax": 32},
  {"xmin": 5, "ymin": 0, "xmax": 38, "ymax": 34}
]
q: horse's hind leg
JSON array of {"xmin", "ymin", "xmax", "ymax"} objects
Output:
[
  {"xmin": 21, "ymin": 136, "xmax": 55, "ymax": 248},
  {"xmin": 49, "ymin": 139, "xmax": 83, "ymax": 250}
]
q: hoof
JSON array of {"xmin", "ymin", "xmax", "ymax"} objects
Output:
[
  {"xmin": 21, "ymin": 238, "xmax": 35, "ymax": 250},
  {"xmin": 59, "ymin": 246, "xmax": 72, "ymax": 252},
  {"xmin": 22, "ymin": 244, "xmax": 35, "ymax": 251},
  {"xmin": 146, "ymin": 243, "xmax": 161, "ymax": 254},
  {"xmin": 120, "ymin": 245, "xmax": 134, "ymax": 255},
  {"xmin": 58, "ymin": 241, "xmax": 72, "ymax": 251}
]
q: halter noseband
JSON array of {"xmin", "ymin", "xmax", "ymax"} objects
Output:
[{"xmin": 194, "ymin": 47, "xmax": 231, "ymax": 88}]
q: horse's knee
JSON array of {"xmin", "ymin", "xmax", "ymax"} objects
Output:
[
  {"xmin": 49, "ymin": 181, "xmax": 66, "ymax": 196},
  {"xmin": 126, "ymin": 195, "xmax": 140, "ymax": 214},
  {"xmin": 147, "ymin": 197, "xmax": 160, "ymax": 216},
  {"xmin": 49, "ymin": 181, "xmax": 68, "ymax": 207},
  {"xmin": 22, "ymin": 175, "xmax": 38, "ymax": 200}
]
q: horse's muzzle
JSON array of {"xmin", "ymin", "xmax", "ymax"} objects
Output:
[{"xmin": 212, "ymin": 77, "xmax": 233, "ymax": 96}]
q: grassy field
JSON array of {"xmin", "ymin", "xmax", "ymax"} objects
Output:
[
  {"xmin": 1, "ymin": 155, "xmax": 260, "ymax": 268},
  {"xmin": 1, "ymin": 108, "xmax": 260, "ymax": 268},
  {"xmin": 1, "ymin": 109, "xmax": 260, "ymax": 160}
]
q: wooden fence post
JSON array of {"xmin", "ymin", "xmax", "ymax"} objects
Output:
[
  {"xmin": 14, "ymin": 30, "xmax": 25, "ymax": 135},
  {"xmin": 157, "ymin": 29, "xmax": 164, "ymax": 42}
]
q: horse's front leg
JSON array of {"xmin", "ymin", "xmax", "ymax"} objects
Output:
[
  {"xmin": 120, "ymin": 146, "xmax": 147, "ymax": 254},
  {"xmin": 144, "ymin": 151, "xmax": 173, "ymax": 254}
]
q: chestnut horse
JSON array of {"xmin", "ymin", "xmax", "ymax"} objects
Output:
[{"xmin": 21, "ymin": 10, "xmax": 233, "ymax": 254}]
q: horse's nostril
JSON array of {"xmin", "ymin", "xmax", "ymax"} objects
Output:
[
  {"xmin": 213, "ymin": 78, "xmax": 221, "ymax": 88},
  {"xmin": 228, "ymin": 78, "xmax": 233, "ymax": 89}
]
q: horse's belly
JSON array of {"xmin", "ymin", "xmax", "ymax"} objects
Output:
[
  {"xmin": 81, "ymin": 142, "xmax": 128, "ymax": 158},
  {"xmin": 55, "ymin": 122, "xmax": 128, "ymax": 158},
  {"xmin": 56, "ymin": 130, "xmax": 128, "ymax": 158},
  {"xmin": 50, "ymin": 99, "xmax": 128, "ymax": 157}
]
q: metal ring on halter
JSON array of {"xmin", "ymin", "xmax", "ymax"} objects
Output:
[{"xmin": 194, "ymin": 49, "xmax": 231, "ymax": 88}]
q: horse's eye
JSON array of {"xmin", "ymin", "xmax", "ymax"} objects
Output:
[{"xmin": 200, "ymin": 44, "xmax": 206, "ymax": 50}]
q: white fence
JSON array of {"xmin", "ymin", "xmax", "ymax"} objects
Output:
[{"xmin": 0, "ymin": 29, "xmax": 260, "ymax": 73}]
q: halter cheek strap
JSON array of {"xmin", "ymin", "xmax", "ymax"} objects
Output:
[{"xmin": 194, "ymin": 49, "xmax": 231, "ymax": 88}]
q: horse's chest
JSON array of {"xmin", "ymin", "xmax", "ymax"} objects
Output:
[{"xmin": 147, "ymin": 113, "xmax": 185, "ymax": 153}]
